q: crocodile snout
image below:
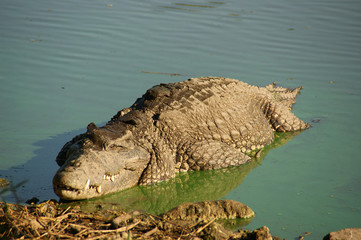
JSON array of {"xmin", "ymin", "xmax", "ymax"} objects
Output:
[{"xmin": 53, "ymin": 146, "xmax": 149, "ymax": 200}]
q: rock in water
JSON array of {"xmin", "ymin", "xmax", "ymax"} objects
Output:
[{"xmin": 323, "ymin": 228, "xmax": 361, "ymax": 240}]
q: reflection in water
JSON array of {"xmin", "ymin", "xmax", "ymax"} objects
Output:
[
  {"xmin": 75, "ymin": 131, "xmax": 302, "ymax": 215},
  {"xmin": 0, "ymin": 180, "xmax": 28, "ymax": 204}
]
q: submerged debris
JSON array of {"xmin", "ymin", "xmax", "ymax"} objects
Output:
[
  {"xmin": 0, "ymin": 178, "xmax": 9, "ymax": 188},
  {"xmin": 0, "ymin": 200, "xmax": 277, "ymax": 239}
]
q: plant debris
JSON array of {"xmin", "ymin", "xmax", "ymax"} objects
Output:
[{"xmin": 0, "ymin": 200, "xmax": 278, "ymax": 239}]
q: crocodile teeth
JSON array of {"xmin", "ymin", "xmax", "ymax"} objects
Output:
[
  {"xmin": 84, "ymin": 179, "xmax": 90, "ymax": 190},
  {"xmin": 103, "ymin": 172, "xmax": 121, "ymax": 182},
  {"xmin": 96, "ymin": 185, "xmax": 102, "ymax": 193}
]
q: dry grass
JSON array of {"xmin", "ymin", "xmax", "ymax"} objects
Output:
[
  {"xmin": 0, "ymin": 200, "xmax": 221, "ymax": 239},
  {"xmin": 0, "ymin": 200, "xmax": 278, "ymax": 240}
]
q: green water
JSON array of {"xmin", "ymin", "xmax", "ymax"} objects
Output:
[{"xmin": 1, "ymin": 0, "xmax": 360, "ymax": 239}]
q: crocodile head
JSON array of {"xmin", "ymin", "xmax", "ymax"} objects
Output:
[{"xmin": 53, "ymin": 122, "xmax": 150, "ymax": 200}]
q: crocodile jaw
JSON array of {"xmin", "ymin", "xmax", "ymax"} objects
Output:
[{"xmin": 53, "ymin": 147, "xmax": 149, "ymax": 200}]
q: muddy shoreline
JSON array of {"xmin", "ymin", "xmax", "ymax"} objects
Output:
[
  {"xmin": 2, "ymin": 199, "xmax": 359, "ymax": 239},
  {"xmin": 1, "ymin": 199, "xmax": 278, "ymax": 240}
]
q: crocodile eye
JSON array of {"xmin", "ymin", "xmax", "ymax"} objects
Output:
[
  {"xmin": 86, "ymin": 132, "xmax": 108, "ymax": 150},
  {"xmin": 108, "ymin": 140, "xmax": 134, "ymax": 151},
  {"xmin": 108, "ymin": 144, "xmax": 127, "ymax": 151}
]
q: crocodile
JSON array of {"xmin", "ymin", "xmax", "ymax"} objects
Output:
[
  {"xmin": 53, "ymin": 77, "xmax": 310, "ymax": 200},
  {"xmin": 72, "ymin": 131, "xmax": 300, "ymax": 214}
]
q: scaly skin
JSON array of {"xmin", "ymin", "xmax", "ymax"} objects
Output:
[{"xmin": 53, "ymin": 77, "xmax": 310, "ymax": 200}]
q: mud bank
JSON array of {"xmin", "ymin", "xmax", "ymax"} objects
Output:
[
  {"xmin": 2, "ymin": 199, "xmax": 358, "ymax": 239},
  {"xmin": 1, "ymin": 200, "xmax": 277, "ymax": 240}
]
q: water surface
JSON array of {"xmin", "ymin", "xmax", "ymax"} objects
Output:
[{"xmin": 1, "ymin": 0, "xmax": 360, "ymax": 239}]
